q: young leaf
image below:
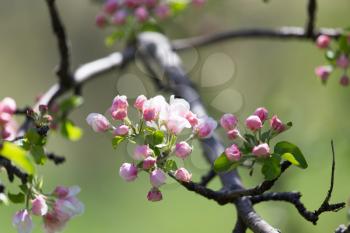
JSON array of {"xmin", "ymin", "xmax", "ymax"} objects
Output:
[
  {"xmin": 30, "ymin": 145, "xmax": 47, "ymax": 165},
  {"xmin": 274, "ymin": 141, "xmax": 308, "ymax": 169},
  {"xmin": 7, "ymin": 192, "xmax": 25, "ymax": 204},
  {"xmin": 61, "ymin": 120, "xmax": 83, "ymax": 141},
  {"xmin": 261, "ymin": 155, "xmax": 281, "ymax": 180},
  {"xmin": 153, "ymin": 130, "xmax": 164, "ymax": 145},
  {"xmin": 112, "ymin": 136, "xmax": 125, "ymax": 149},
  {"xmin": 164, "ymin": 159, "xmax": 178, "ymax": 172},
  {"xmin": 213, "ymin": 152, "xmax": 239, "ymax": 173},
  {"xmin": 59, "ymin": 96, "xmax": 84, "ymax": 113},
  {"xmin": 0, "ymin": 142, "xmax": 36, "ymax": 175}
]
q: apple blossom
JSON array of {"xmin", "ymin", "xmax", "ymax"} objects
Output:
[
  {"xmin": 103, "ymin": 0, "xmax": 119, "ymax": 15},
  {"xmin": 175, "ymin": 141, "xmax": 192, "ymax": 159},
  {"xmin": 113, "ymin": 125, "xmax": 129, "ymax": 136},
  {"xmin": 227, "ymin": 129, "xmax": 240, "ymax": 140},
  {"xmin": 143, "ymin": 157, "xmax": 156, "ymax": 170},
  {"xmin": 134, "ymin": 145, "xmax": 153, "ymax": 160},
  {"xmin": 225, "ymin": 144, "xmax": 241, "ymax": 161},
  {"xmin": 12, "ymin": 210, "xmax": 33, "ymax": 233},
  {"xmin": 155, "ymin": 5, "xmax": 170, "ymax": 20},
  {"xmin": 0, "ymin": 97, "xmax": 16, "ymax": 114},
  {"xmin": 147, "ymin": 187, "xmax": 162, "ymax": 202},
  {"xmin": 150, "ymin": 169, "xmax": 166, "ymax": 187},
  {"xmin": 185, "ymin": 111, "xmax": 199, "ymax": 127},
  {"xmin": 95, "ymin": 14, "xmax": 107, "ymax": 28},
  {"xmin": 86, "ymin": 113, "xmax": 110, "ymax": 132},
  {"xmin": 337, "ymin": 54, "xmax": 349, "ymax": 69},
  {"xmin": 220, "ymin": 113, "xmax": 238, "ymax": 131},
  {"xmin": 315, "ymin": 65, "xmax": 332, "ymax": 82},
  {"xmin": 254, "ymin": 107, "xmax": 268, "ymax": 122},
  {"xmin": 31, "ymin": 195, "xmax": 48, "ymax": 216},
  {"xmin": 252, "ymin": 143, "xmax": 270, "ymax": 157},
  {"xmin": 174, "ymin": 168, "xmax": 192, "ymax": 182},
  {"xmin": 245, "ymin": 115, "xmax": 262, "ymax": 132},
  {"xmin": 135, "ymin": 7, "xmax": 149, "ymax": 22},
  {"xmin": 112, "ymin": 10, "xmax": 128, "ymax": 25},
  {"xmin": 270, "ymin": 115, "xmax": 285, "ymax": 133},
  {"xmin": 340, "ymin": 75, "xmax": 349, "ymax": 86},
  {"xmin": 195, "ymin": 117, "xmax": 217, "ymax": 138},
  {"xmin": 119, "ymin": 163, "xmax": 138, "ymax": 182},
  {"xmin": 316, "ymin": 35, "xmax": 331, "ymax": 49},
  {"xmin": 134, "ymin": 95, "xmax": 147, "ymax": 110}
]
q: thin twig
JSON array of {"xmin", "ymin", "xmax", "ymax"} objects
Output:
[
  {"xmin": 47, "ymin": 153, "xmax": 66, "ymax": 165},
  {"xmin": 199, "ymin": 169, "xmax": 217, "ymax": 187},
  {"xmin": 306, "ymin": 0, "xmax": 317, "ymax": 38}
]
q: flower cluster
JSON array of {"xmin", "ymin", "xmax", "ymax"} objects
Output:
[
  {"xmin": 95, "ymin": 0, "xmax": 206, "ymax": 44},
  {"xmin": 314, "ymin": 33, "xmax": 350, "ymax": 86},
  {"xmin": 87, "ymin": 94, "xmax": 217, "ymax": 201},
  {"xmin": 12, "ymin": 185, "xmax": 84, "ymax": 233},
  {"xmin": 215, "ymin": 107, "xmax": 297, "ymax": 179},
  {"xmin": 0, "ymin": 97, "xmax": 18, "ymax": 141}
]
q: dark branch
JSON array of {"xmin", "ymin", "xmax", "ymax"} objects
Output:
[
  {"xmin": 47, "ymin": 153, "xmax": 66, "ymax": 165},
  {"xmin": 199, "ymin": 169, "xmax": 216, "ymax": 187},
  {"xmin": 335, "ymin": 225, "xmax": 350, "ymax": 233},
  {"xmin": 250, "ymin": 191, "xmax": 344, "ymax": 225},
  {"xmin": 0, "ymin": 157, "xmax": 28, "ymax": 184},
  {"xmin": 45, "ymin": 0, "xmax": 72, "ymax": 87},
  {"xmin": 306, "ymin": 0, "xmax": 317, "ymax": 38},
  {"xmin": 172, "ymin": 27, "xmax": 342, "ymax": 51}
]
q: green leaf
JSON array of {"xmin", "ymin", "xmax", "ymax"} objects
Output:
[
  {"xmin": 30, "ymin": 145, "xmax": 47, "ymax": 165},
  {"xmin": 164, "ymin": 159, "xmax": 178, "ymax": 172},
  {"xmin": 61, "ymin": 120, "xmax": 83, "ymax": 141},
  {"xmin": 0, "ymin": 142, "xmax": 36, "ymax": 175},
  {"xmin": 213, "ymin": 152, "xmax": 239, "ymax": 173},
  {"xmin": 153, "ymin": 130, "xmax": 164, "ymax": 145},
  {"xmin": 59, "ymin": 96, "xmax": 84, "ymax": 113},
  {"xmin": 274, "ymin": 141, "xmax": 308, "ymax": 169},
  {"xmin": 112, "ymin": 136, "xmax": 125, "ymax": 149},
  {"xmin": 105, "ymin": 30, "xmax": 125, "ymax": 47},
  {"xmin": 7, "ymin": 192, "xmax": 25, "ymax": 204},
  {"xmin": 140, "ymin": 21, "xmax": 163, "ymax": 33},
  {"xmin": 261, "ymin": 155, "xmax": 281, "ymax": 180},
  {"xmin": 339, "ymin": 35, "xmax": 349, "ymax": 53}
]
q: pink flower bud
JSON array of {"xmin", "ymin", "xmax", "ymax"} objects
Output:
[
  {"xmin": 95, "ymin": 14, "xmax": 107, "ymax": 28},
  {"xmin": 1, "ymin": 119, "xmax": 17, "ymax": 140},
  {"xmin": 315, "ymin": 65, "xmax": 332, "ymax": 83},
  {"xmin": 245, "ymin": 115, "xmax": 262, "ymax": 131},
  {"xmin": 111, "ymin": 109, "xmax": 128, "ymax": 121},
  {"xmin": 174, "ymin": 168, "xmax": 192, "ymax": 182},
  {"xmin": 337, "ymin": 54, "xmax": 349, "ymax": 69},
  {"xmin": 111, "ymin": 95, "xmax": 128, "ymax": 109},
  {"xmin": 143, "ymin": 157, "xmax": 156, "ymax": 169},
  {"xmin": 225, "ymin": 144, "xmax": 241, "ymax": 161},
  {"xmin": 195, "ymin": 117, "xmax": 217, "ymax": 138},
  {"xmin": 112, "ymin": 10, "xmax": 128, "ymax": 25},
  {"xmin": 0, "ymin": 97, "xmax": 16, "ymax": 115},
  {"xmin": 147, "ymin": 187, "xmax": 162, "ymax": 202},
  {"xmin": 31, "ymin": 195, "xmax": 48, "ymax": 216},
  {"xmin": 270, "ymin": 115, "xmax": 285, "ymax": 133},
  {"xmin": 316, "ymin": 35, "xmax": 331, "ymax": 49},
  {"xmin": 142, "ymin": 107, "xmax": 157, "ymax": 121},
  {"xmin": 12, "ymin": 209, "xmax": 33, "ymax": 233},
  {"xmin": 185, "ymin": 111, "xmax": 199, "ymax": 127},
  {"xmin": 0, "ymin": 112, "xmax": 11, "ymax": 124},
  {"xmin": 134, "ymin": 95, "xmax": 147, "ymax": 110},
  {"xmin": 252, "ymin": 143, "xmax": 270, "ymax": 157},
  {"xmin": 53, "ymin": 186, "xmax": 81, "ymax": 199},
  {"xmin": 134, "ymin": 145, "xmax": 153, "ymax": 160},
  {"xmin": 220, "ymin": 113, "xmax": 238, "ymax": 131},
  {"xmin": 43, "ymin": 211, "xmax": 67, "ymax": 233},
  {"xmin": 227, "ymin": 129, "xmax": 240, "ymax": 140},
  {"xmin": 155, "ymin": 4, "xmax": 170, "ymax": 20},
  {"xmin": 103, "ymin": 0, "xmax": 119, "ymax": 15},
  {"xmin": 113, "ymin": 125, "xmax": 129, "ymax": 136},
  {"xmin": 150, "ymin": 169, "xmax": 166, "ymax": 187},
  {"xmin": 135, "ymin": 7, "xmax": 149, "ymax": 22},
  {"xmin": 124, "ymin": 0, "xmax": 140, "ymax": 8},
  {"xmin": 86, "ymin": 113, "xmax": 110, "ymax": 132},
  {"xmin": 340, "ymin": 75, "xmax": 349, "ymax": 87},
  {"xmin": 254, "ymin": 107, "xmax": 268, "ymax": 122},
  {"xmin": 119, "ymin": 163, "xmax": 138, "ymax": 182},
  {"xmin": 175, "ymin": 141, "xmax": 192, "ymax": 159}
]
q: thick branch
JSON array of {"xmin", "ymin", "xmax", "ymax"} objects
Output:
[
  {"xmin": 172, "ymin": 27, "xmax": 342, "ymax": 51},
  {"xmin": 45, "ymin": 0, "xmax": 72, "ymax": 87},
  {"xmin": 0, "ymin": 157, "xmax": 28, "ymax": 184}
]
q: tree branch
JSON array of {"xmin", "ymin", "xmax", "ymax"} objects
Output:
[
  {"xmin": 199, "ymin": 169, "xmax": 217, "ymax": 187},
  {"xmin": 306, "ymin": 0, "xmax": 317, "ymax": 38},
  {"xmin": 172, "ymin": 27, "xmax": 342, "ymax": 51},
  {"xmin": 45, "ymin": 0, "xmax": 73, "ymax": 87}
]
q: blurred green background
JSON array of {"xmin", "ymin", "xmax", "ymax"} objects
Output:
[{"xmin": 0, "ymin": 0, "xmax": 350, "ymax": 232}]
